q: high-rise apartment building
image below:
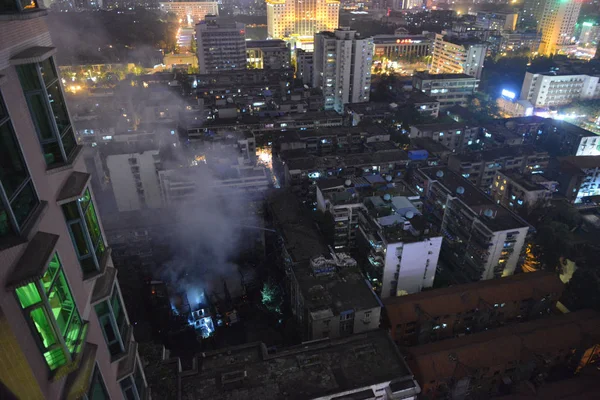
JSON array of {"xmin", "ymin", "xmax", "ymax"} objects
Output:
[
  {"xmin": 196, "ymin": 15, "xmax": 247, "ymax": 74},
  {"xmin": 313, "ymin": 28, "xmax": 373, "ymax": 113},
  {"xmin": 537, "ymin": 0, "xmax": 581, "ymax": 56},
  {"xmin": 0, "ymin": 4, "xmax": 146, "ymax": 399},
  {"xmin": 520, "ymin": 0, "xmax": 547, "ymax": 30},
  {"xmin": 296, "ymin": 48, "xmax": 314, "ymax": 85},
  {"xmin": 430, "ymin": 33, "xmax": 488, "ymax": 79},
  {"xmin": 266, "ymin": 0, "xmax": 340, "ymax": 40},
  {"xmin": 411, "ymin": 167, "xmax": 530, "ymax": 283}
]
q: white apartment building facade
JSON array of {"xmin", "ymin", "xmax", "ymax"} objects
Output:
[
  {"xmin": 313, "ymin": 28, "xmax": 373, "ymax": 113},
  {"xmin": 196, "ymin": 16, "xmax": 247, "ymax": 74},
  {"xmin": 266, "ymin": 0, "xmax": 340, "ymax": 40},
  {"xmin": 0, "ymin": 5, "xmax": 146, "ymax": 399},
  {"xmin": 430, "ymin": 34, "xmax": 488, "ymax": 79},
  {"xmin": 538, "ymin": 0, "xmax": 581, "ymax": 56},
  {"xmin": 358, "ymin": 195, "xmax": 442, "ymax": 299},
  {"xmin": 519, "ymin": 71, "xmax": 600, "ymax": 107},
  {"xmin": 412, "ymin": 72, "xmax": 479, "ymax": 108}
]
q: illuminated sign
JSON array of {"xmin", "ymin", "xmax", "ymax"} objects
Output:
[
  {"xmin": 396, "ymin": 39, "xmax": 419, "ymax": 44},
  {"xmin": 501, "ymin": 89, "xmax": 516, "ymax": 99}
]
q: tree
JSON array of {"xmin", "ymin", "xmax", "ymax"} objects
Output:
[
  {"xmin": 261, "ymin": 279, "xmax": 283, "ymax": 314},
  {"xmin": 562, "ymin": 267, "xmax": 600, "ymax": 312},
  {"xmin": 533, "ymin": 221, "xmax": 574, "ymax": 271}
]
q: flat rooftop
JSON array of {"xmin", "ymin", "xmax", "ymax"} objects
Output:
[
  {"xmin": 286, "ymin": 149, "xmax": 408, "ymax": 171},
  {"xmin": 179, "ymin": 329, "xmax": 417, "ymax": 400},
  {"xmin": 413, "ymin": 72, "xmax": 476, "ymax": 80},
  {"xmin": 418, "ymin": 167, "xmax": 530, "ymax": 232},
  {"xmin": 453, "ymin": 145, "xmax": 545, "ymax": 163},
  {"xmin": 268, "ymin": 190, "xmax": 328, "ymax": 263},
  {"xmin": 293, "ymin": 261, "xmax": 380, "ymax": 313},
  {"xmin": 411, "ymin": 122, "xmax": 465, "ymax": 131},
  {"xmin": 412, "ymin": 137, "xmax": 451, "ymax": 154},
  {"xmin": 559, "ymin": 155, "xmax": 600, "ymax": 171},
  {"xmin": 500, "ymin": 171, "xmax": 549, "ymax": 192}
]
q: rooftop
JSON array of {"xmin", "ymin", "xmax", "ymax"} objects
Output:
[
  {"xmin": 179, "ymin": 329, "xmax": 418, "ymax": 400},
  {"xmin": 245, "ymin": 39, "xmax": 287, "ymax": 49},
  {"xmin": 413, "ymin": 72, "xmax": 476, "ymax": 81},
  {"xmin": 293, "ymin": 259, "xmax": 380, "ymax": 314},
  {"xmin": 411, "ymin": 121, "xmax": 466, "ymax": 132},
  {"xmin": 453, "ymin": 145, "xmax": 545, "ymax": 163},
  {"xmin": 412, "ymin": 137, "xmax": 451, "ymax": 154},
  {"xmin": 499, "ymin": 171, "xmax": 549, "ymax": 192},
  {"xmin": 268, "ymin": 191, "xmax": 328, "ymax": 263},
  {"xmin": 558, "ymin": 155, "xmax": 600, "ymax": 171},
  {"xmin": 384, "ymin": 271, "xmax": 563, "ymax": 324},
  {"xmin": 406, "ymin": 310, "xmax": 600, "ymax": 385},
  {"xmin": 418, "ymin": 167, "xmax": 530, "ymax": 232},
  {"xmin": 285, "ymin": 150, "xmax": 409, "ymax": 172}
]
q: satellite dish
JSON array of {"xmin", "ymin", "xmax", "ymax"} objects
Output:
[
  {"xmin": 405, "ymin": 211, "xmax": 414, "ymax": 219},
  {"xmin": 484, "ymin": 209, "xmax": 494, "ymax": 217},
  {"xmin": 383, "ymin": 193, "xmax": 392, "ymax": 202},
  {"xmin": 385, "ymin": 175, "xmax": 393, "ymax": 182},
  {"xmin": 344, "ymin": 179, "xmax": 352, "ymax": 187},
  {"xmin": 456, "ymin": 186, "xmax": 465, "ymax": 195},
  {"xmin": 436, "ymin": 170, "xmax": 444, "ymax": 178}
]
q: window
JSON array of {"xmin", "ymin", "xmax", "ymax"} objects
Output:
[
  {"xmin": 0, "ymin": 91, "xmax": 39, "ymax": 238},
  {"xmin": 62, "ymin": 188, "xmax": 106, "ymax": 275},
  {"xmin": 120, "ymin": 360, "xmax": 146, "ymax": 400},
  {"xmin": 17, "ymin": 58, "xmax": 77, "ymax": 167},
  {"xmin": 95, "ymin": 286, "xmax": 128, "ymax": 357},
  {"xmin": 84, "ymin": 364, "xmax": 109, "ymax": 400},
  {"xmin": 0, "ymin": 0, "xmax": 39, "ymax": 13},
  {"xmin": 14, "ymin": 253, "xmax": 84, "ymax": 371}
]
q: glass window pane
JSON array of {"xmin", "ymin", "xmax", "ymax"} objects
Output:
[
  {"xmin": 61, "ymin": 126, "xmax": 77, "ymax": 159},
  {"xmin": 17, "ymin": 64, "xmax": 41, "ymax": 92},
  {"xmin": 0, "ymin": 93, "xmax": 7, "ymax": 121},
  {"xmin": 88, "ymin": 366, "xmax": 109, "ymax": 400},
  {"xmin": 0, "ymin": 0, "xmax": 18, "ymax": 12},
  {"xmin": 0, "ymin": 201, "xmax": 12, "ymax": 237},
  {"xmin": 111, "ymin": 290, "xmax": 126, "ymax": 336},
  {"xmin": 40, "ymin": 253, "xmax": 61, "ymax": 293},
  {"xmin": 120, "ymin": 379, "xmax": 137, "ymax": 400},
  {"xmin": 16, "ymin": 282, "xmax": 41, "ymax": 308},
  {"xmin": 81, "ymin": 257, "xmax": 97, "ymax": 275},
  {"xmin": 47, "ymin": 270, "xmax": 75, "ymax": 337},
  {"xmin": 62, "ymin": 202, "xmax": 79, "ymax": 221},
  {"xmin": 20, "ymin": 0, "xmax": 39, "ymax": 10},
  {"xmin": 40, "ymin": 58, "xmax": 58, "ymax": 87},
  {"xmin": 42, "ymin": 141, "xmax": 64, "ymax": 166},
  {"xmin": 68, "ymin": 221, "xmax": 91, "ymax": 258},
  {"xmin": 64, "ymin": 311, "xmax": 82, "ymax": 354},
  {"xmin": 0, "ymin": 121, "xmax": 29, "ymax": 199},
  {"xmin": 10, "ymin": 181, "xmax": 38, "ymax": 228},
  {"xmin": 44, "ymin": 346, "xmax": 67, "ymax": 371},
  {"xmin": 95, "ymin": 238, "xmax": 106, "ymax": 263},
  {"xmin": 29, "ymin": 307, "xmax": 57, "ymax": 349},
  {"xmin": 95, "ymin": 301, "xmax": 109, "ymax": 316},
  {"xmin": 27, "ymin": 93, "xmax": 54, "ymax": 140},
  {"xmin": 47, "ymin": 82, "xmax": 70, "ymax": 133},
  {"xmin": 79, "ymin": 189, "xmax": 91, "ymax": 211},
  {"xmin": 134, "ymin": 362, "xmax": 145, "ymax": 399},
  {"xmin": 84, "ymin": 201, "xmax": 102, "ymax": 246}
]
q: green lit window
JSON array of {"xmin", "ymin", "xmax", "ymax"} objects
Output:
[
  {"xmin": 0, "ymin": 90, "xmax": 40, "ymax": 238},
  {"xmin": 95, "ymin": 284, "xmax": 129, "ymax": 358},
  {"xmin": 62, "ymin": 188, "xmax": 106, "ymax": 275},
  {"xmin": 14, "ymin": 252, "xmax": 84, "ymax": 371},
  {"xmin": 16, "ymin": 57, "xmax": 77, "ymax": 167}
]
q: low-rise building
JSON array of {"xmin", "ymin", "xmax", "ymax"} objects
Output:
[
  {"xmin": 491, "ymin": 171, "xmax": 557, "ymax": 211},
  {"xmin": 409, "ymin": 122, "xmax": 479, "ymax": 152},
  {"xmin": 412, "ymin": 167, "xmax": 530, "ymax": 282},
  {"xmin": 556, "ymin": 156, "xmax": 600, "ymax": 203},
  {"xmin": 499, "ymin": 30, "xmax": 542, "ymax": 54},
  {"xmin": 430, "ymin": 34, "xmax": 488, "ymax": 79},
  {"xmin": 357, "ymin": 195, "xmax": 442, "ymax": 298},
  {"xmin": 268, "ymin": 191, "xmax": 383, "ymax": 341},
  {"xmin": 448, "ymin": 146, "xmax": 550, "ymax": 191},
  {"xmin": 475, "ymin": 11, "xmax": 518, "ymax": 32},
  {"xmin": 411, "ymin": 137, "xmax": 452, "ymax": 164},
  {"xmin": 406, "ymin": 310, "xmax": 600, "ymax": 399},
  {"xmin": 295, "ymin": 49, "xmax": 313, "ymax": 85},
  {"xmin": 175, "ymin": 329, "xmax": 422, "ymax": 399},
  {"xmin": 246, "ymin": 39, "xmax": 291, "ymax": 70},
  {"xmin": 412, "ymin": 72, "xmax": 479, "ymax": 108},
  {"xmin": 372, "ymin": 34, "xmax": 431, "ymax": 61},
  {"xmin": 519, "ymin": 71, "xmax": 600, "ymax": 108},
  {"xmin": 385, "ymin": 271, "xmax": 564, "ymax": 346},
  {"xmin": 538, "ymin": 119, "xmax": 598, "ymax": 156}
]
